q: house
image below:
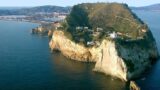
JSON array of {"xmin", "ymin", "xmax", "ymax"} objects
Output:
[
  {"xmin": 76, "ymin": 26, "xmax": 83, "ymax": 30},
  {"xmin": 109, "ymin": 32, "xmax": 117, "ymax": 39},
  {"xmin": 88, "ymin": 29, "xmax": 94, "ymax": 34},
  {"xmin": 87, "ymin": 41, "xmax": 95, "ymax": 46},
  {"xmin": 84, "ymin": 27, "xmax": 88, "ymax": 29},
  {"xmin": 96, "ymin": 27, "xmax": 103, "ymax": 32}
]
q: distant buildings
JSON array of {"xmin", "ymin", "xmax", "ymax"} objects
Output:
[{"xmin": 0, "ymin": 12, "xmax": 68, "ymax": 23}]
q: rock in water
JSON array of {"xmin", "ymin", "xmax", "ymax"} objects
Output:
[
  {"xmin": 49, "ymin": 3, "xmax": 159, "ymax": 81},
  {"xmin": 32, "ymin": 26, "xmax": 49, "ymax": 35},
  {"xmin": 130, "ymin": 81, "xmax": 140, "ymax": 90}
]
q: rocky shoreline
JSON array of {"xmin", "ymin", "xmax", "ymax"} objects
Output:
[{"xmin": 49, "ymin": 30, "xmax": 159, "ymax": 81}]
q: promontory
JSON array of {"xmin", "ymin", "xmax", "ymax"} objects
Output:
[{"xmin": 49, "ymin": 3, "xmax": 159, "ymax": 81}]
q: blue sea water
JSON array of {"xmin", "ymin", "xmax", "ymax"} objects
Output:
[
  {"xmin": 0, "ymin": 10, "xmax": 159, "ymax": 90},
  {"xmin": 0, "ymin": 21, "xmax": 126, "ymax": 90},
  {"xmin": 133, "ymin": 10, "xmax": 160, "ymax": 90}
]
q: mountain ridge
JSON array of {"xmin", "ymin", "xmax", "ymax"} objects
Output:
[{"xmin": 0, "ymin": 5, "xmax": 71, "ymax": 15}]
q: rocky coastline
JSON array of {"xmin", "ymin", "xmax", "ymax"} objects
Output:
[
  {"xmin": 29, "ymin": 3, "xmax": 160, "ymax": 90},
  {"xmin": 49, "ymin": 30, "xmax": 159, "ymax": 81}
]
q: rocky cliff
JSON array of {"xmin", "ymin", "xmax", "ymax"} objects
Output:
[
  {"xmin": 49, "ymin": 31, "xmax": 94, "ymax": 62},
  {"xmin": 49, "ymin": 3, "xmax": 159, "ymax": 81},
  {"xmin": 49, "ymin": 30, "xmax": 159, "ymax": 81}
]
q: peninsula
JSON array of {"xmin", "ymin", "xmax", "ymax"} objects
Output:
[{"xmin": 49, "ymin": 3, "xmax": 159, "ymax": 81}]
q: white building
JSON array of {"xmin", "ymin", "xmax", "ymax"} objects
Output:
[
  {"xmin": 87, "ymin": 41, "xmax": 95, "ymax": 46},
  {"xmin": 109, "ymin": 32, "xmax": 117, "ymax": 39},
  {"xmin": 96, "ymin": 27, "xmax": 103, "ymax": 32},
  {"xmin": 84, "ymin": 27, "xmax": 88, "ymax": 29},
  {"xmin": 76, "ymin": 26, "xmax": 83, "ymax": 30}
]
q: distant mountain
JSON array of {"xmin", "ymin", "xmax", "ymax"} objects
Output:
[
  {"xmin": 131, "ymin": 4, "xmax": 160, "ymax": 11},
  {"xmin": 0, "ymin": 5, "xmax": 71, "ymax": 15},
  {"xmin": 0, "ymin": 7, "xmax": 27, "ymax": 10},
  {"xmin": 2, "ymin": 3, "xmax": 160, "ymax": 16}
]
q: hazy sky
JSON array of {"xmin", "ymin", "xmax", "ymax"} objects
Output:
[{"xmin": 0, "ymin": 0, "xmax": 159, "ymax": 7}]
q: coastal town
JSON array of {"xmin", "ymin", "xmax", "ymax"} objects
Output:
[{"xmin": 0, "ymin": 12, "xmax": 68, "ymax": 23}]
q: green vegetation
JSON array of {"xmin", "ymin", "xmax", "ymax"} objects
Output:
[
  {"xmin": 61, "ymin": 3, "xmax": 149, "ymax": 46},
  {"xmin": 124, "ymin": 59, "xmax": 135, "ymax": 72}
]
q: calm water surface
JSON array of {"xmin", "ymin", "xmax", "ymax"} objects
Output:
[
  {"xmin": 0, "ymin": 10, "xmax": 159, "ymax": 90},
  {"xmin": 0, "ymin": 20, "xmax": 126, "ymax": 90}
]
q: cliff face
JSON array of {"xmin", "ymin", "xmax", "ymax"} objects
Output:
[
  {"xmin": 93, "ymin": 39, "xmax": 127, "ymax": 81},
  {"xmin": 49, "ymin": 31, "xmax": 94, "ymax": 62},
  {"xmin": 49, "ymin": 30, "xmax": 159, "ymax": 81}
]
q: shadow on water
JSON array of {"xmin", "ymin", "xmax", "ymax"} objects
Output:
[{"xmin": 50, "ymin": 51, "xmax": 129, "ymax": 90}]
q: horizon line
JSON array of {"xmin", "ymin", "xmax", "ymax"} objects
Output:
[{"xmin": 0, "ymin": 2, "xmax": 159, "ymax": 8}]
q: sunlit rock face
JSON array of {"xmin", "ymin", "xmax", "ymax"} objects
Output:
[
  {"xmin": 93, "ymin": 40, "xmax": 127, "ymax": 81},
  {"xmin": 49, "ymin": 31, "xmax": 94, "ymax": 62}
]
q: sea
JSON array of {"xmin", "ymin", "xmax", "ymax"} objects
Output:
[{"xmin": 0, "ymin": 10, "xmax": 159, "ymax": 90}]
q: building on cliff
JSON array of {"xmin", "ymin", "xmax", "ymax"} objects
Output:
[{"xmin": 109, "ymin": 32, "xmax": 117, "ymax": 39}]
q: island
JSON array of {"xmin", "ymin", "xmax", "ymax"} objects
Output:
[{"xmin": 49, "ymin": 3, "xmax": 159, "ymax": 81}]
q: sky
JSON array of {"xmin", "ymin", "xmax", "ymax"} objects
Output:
[{"xmin": 0, "ymin": 0, "xmax": 159, "ymax": 7}]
